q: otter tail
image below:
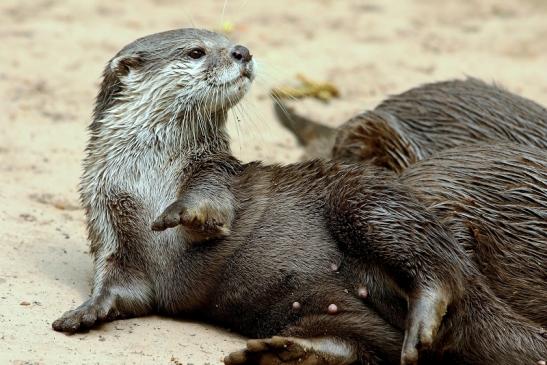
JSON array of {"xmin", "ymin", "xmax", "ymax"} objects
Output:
[{"xmin": 272, "ymin": 99, "xmax": 336, "ymax": 147}]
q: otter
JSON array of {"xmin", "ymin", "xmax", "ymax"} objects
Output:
[
  {"xmin": 51, "ymin": 28, "xmax": 547, "ymax": 365},
  {"xmin": 153, "ymin": 148, "xmax": 547, "ymax": 365},
  {"xmin": 154, "ymin": 151, "xmax": 547, "ymax": 365},
  {"xmin": 275, "ymin": 78, "xmax": 547, "ymax": 172},
  {"xmin": 53, "ymin": 28, "xmax": 460, "ymax": 364}
]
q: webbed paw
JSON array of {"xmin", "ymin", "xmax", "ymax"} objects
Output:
[
  {"xmin": 151, "ymin": 199, "xmax": 231, "ymax": 241},
  {"xmin": 224, "ymin": 336, "xmax": 354, "ymax": 365},
  {"xmin": 52, "ymin": 300, "xmax": 116, "ymax": 333}
]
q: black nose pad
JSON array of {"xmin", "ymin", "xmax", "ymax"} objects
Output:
[{"xmin": 231, "ymin": 45, "xmax": 252, "ymax": 63}]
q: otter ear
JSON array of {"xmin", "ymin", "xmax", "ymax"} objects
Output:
[{"xmin": 109, "ymin": 52, "xmax": 146, "ymax": 75}]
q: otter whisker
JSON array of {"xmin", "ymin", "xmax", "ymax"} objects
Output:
[
  {"xmin": 220, "ymin": 0, "xmax": 229, "ymax": 26},
  {"xmin": 238, "ymin": 100, "xmax": 268, "ymax": 146},
  {"xmin": 223, "ymin": 84, "xmax": 244, "ymax": 151}
]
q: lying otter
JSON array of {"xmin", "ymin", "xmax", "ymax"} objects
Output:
[
  {"xmin": 52, "ymin": 28, "xmax": 546, "ymax": 365},
  {"xmin": 399, "ymin": 144, "xmax": 547, "ymax": 328},
  {"xmin": 154, "ymin": 143, "xmax": 547, "ymax": 365},
  {"xmin": 276, "ymin": 78, "xmax": 547, "ymax": 172}
]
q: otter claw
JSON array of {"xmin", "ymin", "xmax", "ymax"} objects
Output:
[{"xmin": 151, "ymin": 211, "xmax": 183, "ymax": 231}]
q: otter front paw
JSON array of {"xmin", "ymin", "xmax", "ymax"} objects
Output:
[
  {"xmin": 401, "ymin": 286, "xmax": 449, "ymax": 365},
  {"xmin": 224, "ymin": 336, "xmax": 352, "ymax": 365},
  {"xmin": 151, "ymin": 199, "xmax": 231, "ymax": 241},
  {"xmin": 151, "ymin": 199, "xmax": 187, "ymax": 231}
]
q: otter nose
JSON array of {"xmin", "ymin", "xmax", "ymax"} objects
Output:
[{"xmin": 231, "ymin": 45, "xmax": 252, "ymax": 63}]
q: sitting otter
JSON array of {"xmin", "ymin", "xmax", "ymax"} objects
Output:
[
  {"xmin": 276, "ymin": 78, "xmax": 547, "ymax": 172},
  {"xmin": 52, "ymin": 28, "xmax": 546, "ymax": 365}
]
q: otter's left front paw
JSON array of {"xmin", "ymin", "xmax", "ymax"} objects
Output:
[
  {"xmin": 401, "ymin": 286, "xmax": 449, "ymax": 365},
  {"xmin": 151, "ymin": 200, "xmax": 186, "ymax": 231},
  {"xmin": 151, "ymin": 199, "xmax": 232, "ymax": 241}
]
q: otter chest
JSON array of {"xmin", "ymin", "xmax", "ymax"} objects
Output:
[{"xmin": 105, "ymin": 150, "xmax": 186, "ymax": 216}]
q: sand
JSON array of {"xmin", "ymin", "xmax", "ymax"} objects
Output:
[{"xmin": 1, "ymin": 0, "xmax": 546, "ymax": 364}]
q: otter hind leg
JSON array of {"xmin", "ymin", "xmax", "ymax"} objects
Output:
[
  {"xmin": 225, "ymin": 336, "xmax": 357, "ymax": 365},
  {"xmin": 225, "ymin": 297, "xmax": 405, "ymax": 365}
]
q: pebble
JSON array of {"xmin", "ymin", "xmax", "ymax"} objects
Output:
[
  {"xmin": 327, "ymin": 303, "xmax": 338, "ymax": 314},
  {"xmin": 292, "ymin": 301, "xmax": 301, "ymax": 310}
]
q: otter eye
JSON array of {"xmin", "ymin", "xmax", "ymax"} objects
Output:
[{"xmin": 188, "ymin": 48, "xmax": 206, "ymax": 59}]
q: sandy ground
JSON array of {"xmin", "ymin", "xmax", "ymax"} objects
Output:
[{"xmin": 1, "ymin": 0, "xmax": 547, "ymax": 364}]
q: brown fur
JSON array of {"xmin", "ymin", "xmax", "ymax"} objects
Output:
[
  {"xmin": 400, "ymin": 143, "xmax": 547, "ymax": 327},
  {"xmin": 159, "ymin": 149, "xmax": 547, "ymax": 364},
  {"xmin": 277, "ymin": 78, "xmax": 547, "ymax": 172},
  {"xmin": 53, "ymin": 29, "xmax": 546, "ymax": 365}
]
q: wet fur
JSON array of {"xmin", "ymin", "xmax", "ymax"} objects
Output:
[
  {"xmin": 401, "ymin": 144, "xmax": 547, "ymax": 327},
  {"xmin": 278, "ymin": 78, "xmax": 547, "ymax": 171},
  {"xmin": 167, "ymin": 151, "xmax": 547, "ymax": 365},
  {"xmin": 53, "ymin": 28, "xmax": 547, "ymax": 365},
  {"xmin": 397, "ymin": 144, "xmax": 547, "ymax": 364}
]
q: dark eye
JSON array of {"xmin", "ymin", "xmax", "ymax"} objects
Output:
[{"xmin": 188, "ymin": 48, "xmax": 206, "ymax": 59}]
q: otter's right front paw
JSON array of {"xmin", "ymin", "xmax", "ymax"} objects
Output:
[{"xmin": 52, "ymin": 302, "xmax": 112, "ymax": 333}]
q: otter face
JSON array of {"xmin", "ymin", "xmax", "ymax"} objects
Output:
[{"xmin": 95, "ymin": 28, "xmax": 255, "ymax": 124}]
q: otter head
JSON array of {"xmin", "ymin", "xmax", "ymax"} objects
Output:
[{"xmin": 93, "ymin": 28, "xmax": 255, "ymax": 130}]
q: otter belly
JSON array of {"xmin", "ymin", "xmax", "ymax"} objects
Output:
[
  {"xmin": 208, "ymin": 208, "xmax": 345, "ymax": 336},
  {"xmin": 204, "ymin": 193, "xmax": 384, "ymax": 337}
]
